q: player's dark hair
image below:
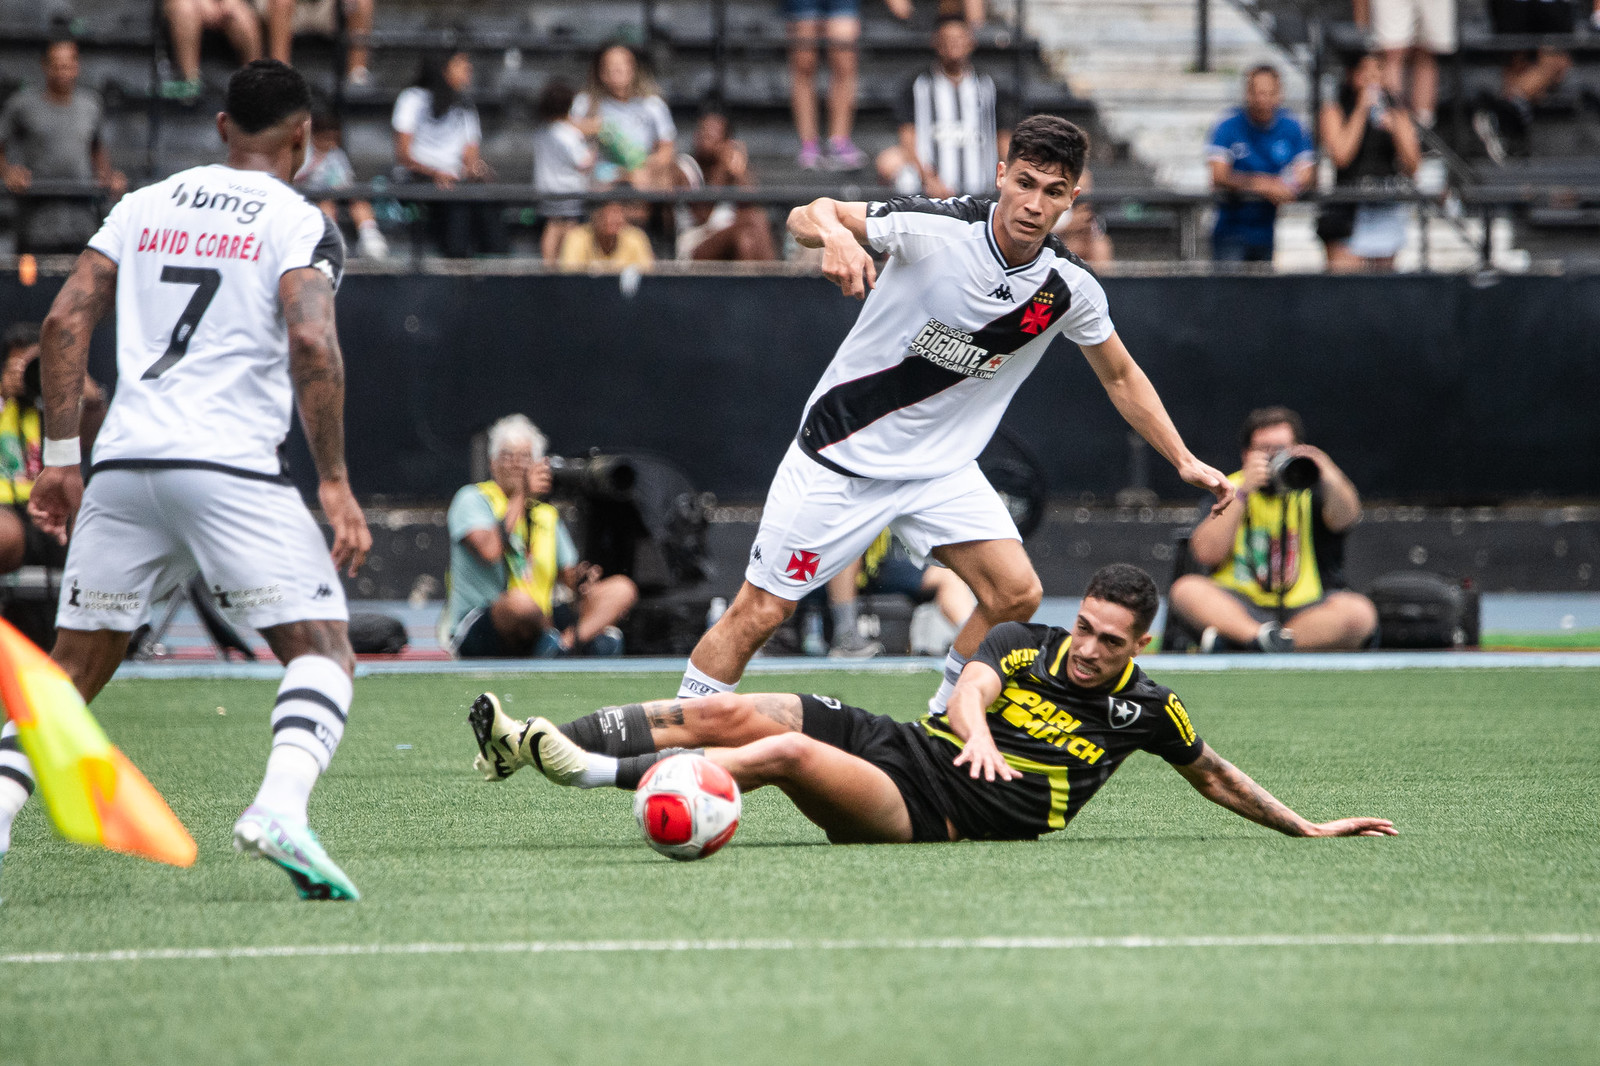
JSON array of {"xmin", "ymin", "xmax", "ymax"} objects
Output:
[
  {"xmin": 225, "ymin": 59, "xmax": 312, "ymax": 134},
  {"xmin": 3, "ymin": 322, "xmax": 41, "ymax": 354},
  {"xmin": 537, "ymin": 79, "xmax": 576, "ymax": 123},
  {"xmin": 1238, "ymin": 406, "xmax": 1305, "ymax": 451},
  {"xmin": 1083, "ymin": 564, "xmax": 1160, "ymax": 636},
  {"xmin": 1005, "ymin": 114, "xmax": 1088, "ymax": 181},
  {"xmin": 1246, "ymin": 64, "xmax": 1281, "ymax": 85}
]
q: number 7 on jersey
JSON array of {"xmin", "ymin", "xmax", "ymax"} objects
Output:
[{"xmin": 143, "ymin": 266, "xmax": 222, "ymax": 380}]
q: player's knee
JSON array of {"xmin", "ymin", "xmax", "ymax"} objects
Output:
[
  {"xmin": 742, "ymin": 732, "xmax": 813, "ymax": 783},
  {"xmin": 987, "ymin": 573, "xmax": 1042, "ymax": 620},
  {"xmin": 691, "ymin": 692, "xmax": 748, "ymax": 735}
]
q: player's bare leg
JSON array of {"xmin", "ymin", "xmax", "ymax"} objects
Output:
[
  {"xmin": 50, "ymin": 629, "xmax": 133, "ymax": 702},
  {"xmin": 925, "ymin": 538, "xmax": 1042, "ymax": 713},
  {"xmin": 1284, "ymin": 592, "xmax": 1378, "ymax": 651},
  {"xmin": 706, "ymin": 733, "xmax": 914, "ymax": 843},
  {"xmin": 679, "ymin": 581, "xmax": 795, "ymax": 696}
]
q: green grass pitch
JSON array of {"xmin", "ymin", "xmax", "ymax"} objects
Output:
[{"xmin": 1, "ymin": 667, "xmax": 1597, "ymax": 1065}]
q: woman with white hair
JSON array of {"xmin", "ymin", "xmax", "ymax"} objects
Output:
[{"xmin": 442, "ymin": 415, "xmax": 638, "ymax": 658}]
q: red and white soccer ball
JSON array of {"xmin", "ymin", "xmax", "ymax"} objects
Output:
[{"xmin": 633, "ymin": 753, "xmax": 742, "ymax": 861}]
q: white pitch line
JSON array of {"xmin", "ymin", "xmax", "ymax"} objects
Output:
[{"xmin": 3, "ymin": 933, "xmax": 1597, "ymax": 966}]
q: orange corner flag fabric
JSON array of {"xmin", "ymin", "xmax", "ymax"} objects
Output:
[{"xmin": 0, "ymin": 619, "xmax": 196, "ymax": 867}]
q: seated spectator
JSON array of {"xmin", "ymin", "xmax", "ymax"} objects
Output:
[
  {"xmin": 1354, "ymin": 0, "xmax": 1454, "ymax": 128},
  {"xmin": 572, "ymin": 44, "xmax": 680, "ymax": 193},
  {"xmin": 162, "ymin": 0, "xmax": 262, "ymax": 101},
  {"xmin": 1473, "ymin": 0, "xmax": 1591, "ymax": 163},
  {"xmin": 0, "ymin": 39, "xmax": 127, "ymax": 255},
  {"xmin": 807, "ymin": 529, "xmax": 975, "ymax": 658},
  {"xmin": 1052, "ymin": 164, "xmax": 1113, "ymax": 267},
  {"xmin": 533, "ymin": 80, "xmax": 595, "ymax": 263},
  {"xmin": 297, "ymin": 109, "xmax": 387, "ymax": 258},
  {"xmin": 1207, "ymin": 66, "xmax": 1313, "ymax": 264},
  {"xmin": 787, "ymin": 0, "xmax": 911, "ymax": 170},
  {"xmin": 558, "ymin": 199, "xmax": 654, "ymax": 273},
  {"xmin": 1318, "ymin": 51, "xmax": 1421, "ymax": 272},
  {"xmin": 393, "ymin": 51, "xmax": 506, "ymax": 258},
  {"xmin": 258, "ymin": 0, "xmax": 375, "ymax": 86},
  {"xmin": 0, "ymin": 323, "xmax": 103, "ymax": 575},
  {"xmin": 445, "ymin": 416, "xmax": 638, "ymax": 659},
  {"xmin": 676, "ymin": 111, "xmax": 776, "ymax": 262},
  {"xmin": 1169, "ymin": 406, "xmax": 1377, "ymax": 653},
  {"xmin": 875, "ymin": 16, "xmax": 1010, "ymax": 198}
]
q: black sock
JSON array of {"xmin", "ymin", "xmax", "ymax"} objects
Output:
[
  {"xmin": 616, "ymin": 747, "xmax": 704, "ymax": 790},
  {"xmin": 559, "ymin": 703, "xmax": 657, "ymax": 757}
]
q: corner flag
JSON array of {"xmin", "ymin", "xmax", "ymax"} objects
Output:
[{"xmin": 0, "ymin": 619, "xmax": 196, "ymax": 867}]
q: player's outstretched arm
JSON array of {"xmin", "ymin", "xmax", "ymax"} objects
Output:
[
  {"xmin": 281, "ymin": 266, "xmax": 372, "ymax": 576},
  {"xmin": 1079, "ymin": 332, "xmax": 1233, "ymax": 514},
  {"xmin": 1174, "ymin": 743, "xmax": 1396, "ymax": 837},
  {"xmin": 28, "ymin": 248, "xmax": 118, "ymax": 543},
  {"xmin": 787, "ymin": 198, "xmax": 877, "ymax": 299},
  {"xmin": 946, "ymin": 661, "xmax": 1020, "ymax": 783}
]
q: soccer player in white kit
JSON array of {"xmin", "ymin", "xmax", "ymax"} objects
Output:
[
  {"xmin": 676, "ymin": 115, "xmax": 1233, "ymax": 712},
  {"xmin": 0, "ymin": 61, "xmax": 373, "ymax": 901}
]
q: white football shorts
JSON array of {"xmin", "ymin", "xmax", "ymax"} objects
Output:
[
  {"xmin": 744, "ymin": 441, "xmax": 1020, "ymax": 600},
  {"xmin": 57, "ymin": 467, "xmax": 348, "ymax": 632}
]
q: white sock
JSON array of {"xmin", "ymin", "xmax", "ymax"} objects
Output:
[
  {"xmin": 577, "ymin": 754, "xmax": 618, "ymax": 789},
  {"xmin": 928, "ymin": 648, "xmax": 970, "ymax": 716},
  {"xmin": 255, "ymin": 655, "xmax": 352, "ymax": 822},
  {"xmin": 678, "ymin": 662, "xmax": 737, "ymax": 699},
  {"xmin": 252, "ymin": 745, "xmax": 321, "ymax": 823},
  {"xmin": 0, "ymin": 721, "xmax": 34, "ymax": 854}
]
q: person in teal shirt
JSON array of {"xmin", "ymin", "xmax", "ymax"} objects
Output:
[{"xmin": 444, "ymin": 415, "xmax": 638, "ymax": 658}]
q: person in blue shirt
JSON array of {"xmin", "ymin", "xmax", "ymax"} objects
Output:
[{"xmin": 1206, "ymin": 66, "xmax": 1315, "ymax": 263}]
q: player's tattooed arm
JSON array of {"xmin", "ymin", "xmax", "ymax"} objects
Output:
[
  {"xmin": 1175, "ymin": 744, "xmax": 1396, "ymax": 838},
  {"xmin": 282, "ymin": 266, "xmax": 372, "ymax": 575},
  {"xmin": 39, "ymin": 248, "xmax": 117, "ymax": 440}
]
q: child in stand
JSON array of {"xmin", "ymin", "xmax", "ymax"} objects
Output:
[
  {"xmin": 297, "ymin": 109, "xmax": 388, "ymax": 259},
  {"xmin": 532, "ymin": 81, "xmax": 595, "ymax": 262}
]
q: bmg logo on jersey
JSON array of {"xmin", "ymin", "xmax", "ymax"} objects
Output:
[{"xmin": 170, "ymin": 182, "xmax": 265, "ymax": 225}]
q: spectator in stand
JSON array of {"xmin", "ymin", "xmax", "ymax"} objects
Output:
[
  {"xmin": 558, "ymin": 199, "xmax": 655, "ymax": 273},
  {"xmin": 1318, "ymin": 51, "xmax": 1420, "ymax": 273},
  {"xmin": 445, "ymin": 415, "xmax": 637, "ymax": 659},
  {"xmin": 0, "ymin": 323, "xmax": 104, "ymax": 576},
  {"xmin": 258, "ymin": 0, "xmax": 376, "ymax": 86},
  {"xmin": 1169, "ymin": 407, "xmax": 1376, "ymax": 654},
  {"xmin": 297, "ymin": 109, "xmax": 387, "ymax": 259},
  {"xmin": 0, "ymin": 39, "xmax": 127, "ymax": 255},
  {"xmin": 1052, "ymin": 164, "xmax": 1113, "ymax": 266},
  {"xmin": 1473, "ymin": 0, "xmax": 1594, "ymax": 163},
  {"xmin": 162, "ymin": 0, "xmax": 262, "ymax": 101},
  {"xmin": 571, "ymin": 45, "xmax": 680, "ymax": 193},
  {"xmin": 1206, "ymin": 66, "xmax": 1314, "ymax": 264},
  {"xmin": 787, "ymin": 0, "xmax": 912, "ymax": 171},
  {"xmin": 875, "ymin": 15, "xmax": 1010, "ymax": 198},
  {"xmin": 1353, "ymin": 0, "xmax": 1454, "ymax": 128},
  {"xmin": 532, "ymin": 80, "xmax": 595, "ymax": 263},
  {"xmin": 393, "ymin": 50, "xmax": 506, "ymax": 258},
  {"xmin": 677, "ymin": 110, "xmax": 776, "ymax": 262}
]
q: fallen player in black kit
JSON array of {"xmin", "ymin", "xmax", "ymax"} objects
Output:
[{"xmin": 471, "ymin": 564, "xmax": 1395, "ymax": 844}]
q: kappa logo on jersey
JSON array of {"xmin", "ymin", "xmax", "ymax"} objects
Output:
[
  {"xmin": 169, "ymin": 181, "xmax": 266, "ymax": 225},
  {"xmin": 751, "ymin": 545, "xmax": 763, "ymax": 563},
  {"xmin": 312, "ymin": 584, "xmax": 333, "ymax": 600},
  {"xmin": 988, "ymin": 283, "xmax": 1014, "ymax": 302},
  {"xmin": 783, "ymin": 550, "xmax": 822, "ymax": 582},
  {"xmin": 908, "ymin": 320, "xmax": 1015, "ymax": 380},
  {"xmin": 1108, "ymin": 697, "xmax": 1142, "ymax": 728}
]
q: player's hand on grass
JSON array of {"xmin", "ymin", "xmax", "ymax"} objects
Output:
[
  {"xmin": 319, "ymin": 477, "xmax": 372, "ymax": 577},
  {"xmin": 1306, "ymin": 817, "xmax": 1397, "ymax": 837},
  {"xmin": 952, "ymin": 733, "xmax": 1020, "ymax": 783},
  {"xmin": 822, "ymin": 232, "xmax": 877, "ymax": 299},
  {"xmin": 27, "ymin": 464, "xmax": 83, "ymax": 545},
  {"xmin": 1179, "ymin": 456, "xmax": 1235, "ymax": 516}
]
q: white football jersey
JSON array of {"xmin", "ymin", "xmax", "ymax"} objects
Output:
[
  {"xmin": 86, "ymin": 163, "xmax": 344, "ymax": 480},
  {"xmin": 797, "ymin": 196, "xmax": 1113, "ymax": 481}
]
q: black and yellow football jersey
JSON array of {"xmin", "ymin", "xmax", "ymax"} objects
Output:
[{"xmin": 902, "ymin": 621, "xmax": 1203, "ymax": 840}]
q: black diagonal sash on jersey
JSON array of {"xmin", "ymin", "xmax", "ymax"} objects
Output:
[{"xmin": 798, "ymin": 272, "xmax": 1072, "ymax": 472}]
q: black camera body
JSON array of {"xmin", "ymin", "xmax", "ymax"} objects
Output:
[
  {"xmin": 1267, "ymin": 450, "xmax": 1320, "ymax": 494},
  {"xmin": 548, "ymin": 454, "xmax": 638, "ymax": 501}
]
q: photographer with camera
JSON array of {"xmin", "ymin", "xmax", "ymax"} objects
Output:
[
  {"xmin": 444, "ymin": 415, "xmax": 637, "ymax": 659},
  {"xmin": 1169, "ymin": 407, "xmax": 1376, "ymax": 652}
]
